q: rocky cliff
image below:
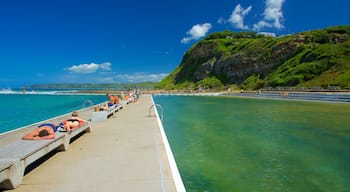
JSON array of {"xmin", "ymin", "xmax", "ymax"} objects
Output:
[{"xmin": 157, "ymin": 26, "xmax": 350, "ymax": 90}]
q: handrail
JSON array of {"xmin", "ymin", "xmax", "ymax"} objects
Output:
[
  {"xmin": 82, "ymin": 99, "xmax": 94, "ymax": 108},
  {"xmin": 149, "ymin": 104, "xmax": 163, "ymax": 121}
]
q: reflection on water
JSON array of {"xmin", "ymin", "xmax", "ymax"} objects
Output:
[{"xmin": 153, "ymin": 95, "xmax": 350, "ymax": 192}]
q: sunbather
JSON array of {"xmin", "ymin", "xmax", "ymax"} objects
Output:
[
  {"xmin": 120, "ymin": 91, "xmax": 125, "ymax": 100},
  {"xmin": 63, "ymin": 111, "xmax": 86, "ymax": 132},
  {"xmin": 106, "ymin": 93, "xmax": 115, "ymax": 107},
  {"xmin": 94, "ymin": 102, "xmax": 109, "ymax": 111},
  {"xmin": 113, "ymin": 95, "xmax": 120, "ymax": 104},
  {"xmin": 22, "ymin": 123, "xmax": 56, "ymax": 140}
]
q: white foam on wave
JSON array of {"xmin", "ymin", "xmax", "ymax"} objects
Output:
[{"xmin": 0, "ymin": 88, "xmax": 81, "ymax": 95}]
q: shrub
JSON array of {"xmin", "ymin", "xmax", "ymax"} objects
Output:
[{"xmin": 196, "ymin": 76, "xmax": 224, "ymax": 90}]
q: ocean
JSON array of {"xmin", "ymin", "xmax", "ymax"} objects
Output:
[
  {"xmin": 0, "ymin": 92, "xmax": 106, "ymax": 134},
  {"xmin": 153, "ymin": 95, "xmax": 350, "ymax": 192}
]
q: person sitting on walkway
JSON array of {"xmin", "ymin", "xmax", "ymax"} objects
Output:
[
  {"xmin": 62, "ymin": 110, "xmax": 86, "ymax": 132},
  {"xmin": 123, "ymin": 90, "xmax": 134, "ymax": 103},
  {"xmin": 113, "ymin": 94, "xmax": 120, "ymax": 105},
  {"xmin": 22, "ymin": 123, "xmax": 56, "ymax": 140},
  {"xmin": 106, "ymin": 93, "xmax": 115, "ymax": 107},
  {"xmin": 120, "ymin": 91, "xmax": 126, "ymax": 100}
]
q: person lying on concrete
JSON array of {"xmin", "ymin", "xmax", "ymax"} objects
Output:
[
  {"xmin": 62, "ymin": 110, "xmax": 86, "ymax": 132},
  {"xmin": 22, "ymin": 123, "xmax": 56, "ymax": 140},
  {"xmin": 94, "ymin": 102, "xmax": 109, "ymax": 112}
]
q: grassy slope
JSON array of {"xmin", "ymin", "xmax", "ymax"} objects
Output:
[{"xmin": 157, "ymin": 26, "xmax": 350, "ymax": 90}]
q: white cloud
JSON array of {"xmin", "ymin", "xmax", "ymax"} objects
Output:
[
  {"xmin": 181, "ymin": 23, "xmax": 212, "ymax": 44},
  {"xmin": 66, "ymin": 62, "xmax": 112, "ymax": 74},
  {"xmin": 253, "ymin": 21, "xmax": 270, "ymax": 31},
  {"xmin": 98, "ymin": 77, "xmax": 115, "ymax": 83},
  {"xmin": 56, "ymin": 72, "xmax": 168, "ymax": 84},
  {"xmin": 253, "ymin": 0, "xmax": 285, "ymax": 31},
  {"xmin": 99, "ymin": 62, "xmax": 112, "ymax": 71},
  {"xmin": 219, "ymin": 0, "xmax": 285, "ymax": 32},
  {"xmin": 228, "ymin": 4, "xmax": 252, "ymax": 30},
  {"xmin": 217, "ymin": 17, "xmax": 225, "ymax": 24},
  {"xmin": 67, "ymin": 63, "xmax": 99, "ymax": 74}
]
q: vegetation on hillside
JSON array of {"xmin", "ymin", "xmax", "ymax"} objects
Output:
[{"xmin": 156, "ymin": 25, "xmax": 350, "ymax": 90}]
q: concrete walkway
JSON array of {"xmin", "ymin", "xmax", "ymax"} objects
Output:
[{"xmin": 5, "ymin": 95, "xmax": 180, "ymax": 192}]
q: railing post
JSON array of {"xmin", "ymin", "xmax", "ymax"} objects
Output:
[{"xmin": 149, "ymin": 104, "xmax": 163, "ymax": 121}]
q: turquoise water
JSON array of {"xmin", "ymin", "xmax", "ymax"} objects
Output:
[
  {"xmin": 0, "ymin": 94, "xmax": 106, "ymax": 133},
  {"xmin": 153, "ymin": 95, "xmax": 350, "ymax": 192}
]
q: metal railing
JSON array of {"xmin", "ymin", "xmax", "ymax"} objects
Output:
[
  {"xmin": 82, "ymin": 99, "xmax": 94, "ymax": 108},
  {"xmin": 149, "ymin": 104, "xmax": 163, "ymax": 121}
]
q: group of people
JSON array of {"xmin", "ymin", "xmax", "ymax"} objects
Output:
[
  {"xmin": 23, "ymin": 90, "xmax": 142, "ymax": 140},
  {"xmin": 22, "ymin": 110, "xmax": 86, "ymax": 140},
  {"xmin": 96, "ymin": 90, "xmax": 141, "ymax": 111},
  {"xmin": 93, "ymin": 93, "xmax": 121, "ymax": 112},
  {"xmin": 120, "ymin": 89, "xmax": 141, "ymax": 103}
]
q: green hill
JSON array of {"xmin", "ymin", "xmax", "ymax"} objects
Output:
[{"xmin": 156, "ymin": 26, "xmax": 350, "ymax": 90}]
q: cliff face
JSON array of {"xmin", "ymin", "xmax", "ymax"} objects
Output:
[
  {"xmin": 158, "ymin": 26, "xmax": 350, "ymax": 89},
  {"xmin": 211, "ymin": 39, "xmax": 300, "ymax": 84}
]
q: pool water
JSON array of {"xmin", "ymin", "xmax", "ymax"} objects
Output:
[{"xmin": 153, "ymin": 95, "xmax": 350, "ymax": 192}]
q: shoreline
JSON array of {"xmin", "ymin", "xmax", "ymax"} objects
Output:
[
  {"xmin": 151, "ymin": 90, "xmax": 350, "ymax": 103},
  {"xmin": 15, "ymin": 89, "xmax": 350, "ymax": 104}
]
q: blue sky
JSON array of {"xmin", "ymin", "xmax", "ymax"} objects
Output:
[{"xmin": 0, "ymin": 0, "xmax": 349, "ymax": 88}]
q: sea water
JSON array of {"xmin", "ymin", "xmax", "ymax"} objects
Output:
[
  {"xmin": 0, "ymin": 94, "xmax": 106, "ymax": 134},
  {"xmin": 153, "ymin": 95, "xmax": 350, "ymax": 192}
]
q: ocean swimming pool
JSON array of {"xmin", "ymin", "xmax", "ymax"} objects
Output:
[
  {"xmin": 153, "ymin": 95, "xmax": 350, "ymax": 192},
  {"xmin": 0, "ymin": 94, "xmax": 106, "ymax": 133}
]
